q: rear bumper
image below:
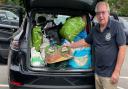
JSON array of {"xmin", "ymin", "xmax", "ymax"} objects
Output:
[
  {"xmin": 9, "ymin": 68, "xmax": 95, "ymax": 89},
  {"xmin": 10, "ymin": 84, "xmax": 95, "ymax": 89}
]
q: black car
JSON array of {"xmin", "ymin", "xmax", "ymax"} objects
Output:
[
  {"xmin": 0, "ymin": 5, "xmax": 20, "ymax": 64},
  {"xmin": 0, "ymin": 9, "xmax": 19, "ymax": 27},
  {"xmin": 8, "ymin": 0, "xmax": 101, "ymax": 89},
  {"xmin": 114, "ymin": 17, "xmax": 128, "ymax": 45}
]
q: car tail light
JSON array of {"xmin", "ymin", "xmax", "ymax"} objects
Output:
[
  {"xmin": 10, "ymin": 81, "xmax": 23, "ymax": 86},
  {"xmin": 11, "ymin": 40, "xmax": 20, "ymax": 51}
]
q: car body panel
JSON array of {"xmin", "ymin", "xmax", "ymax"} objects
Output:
[
  {"xmin": 0, "ymin": 10, "xmax": 19, "ymax": 26},
  {"xmin": 23, "ymin": 0, "xmax": 101, "ymax": 15},
  {"xmin": 118, "ymin": 17, "xmax": 128, "ymax": 44},
  {"xmin": 0, "ymin": 6, "xmax": 20, "ymax": 63}
]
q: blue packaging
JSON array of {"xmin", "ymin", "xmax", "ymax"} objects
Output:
[
  {"xmin": 69, "ymin": 47, "xmax": 91, "ymax": 69},
  {"xmin": 73, "ymin": 30, "xmax": 87, "ymax": 42}
]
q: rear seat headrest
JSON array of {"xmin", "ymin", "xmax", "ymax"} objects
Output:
[{"xmin": 37, "ymin": 16, "xmax": 46, "ymax": 25}]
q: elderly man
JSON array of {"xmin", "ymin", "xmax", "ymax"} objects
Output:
[{"xmin": 67, "ymin": 1, "xmax": 126, "ymax": 89}]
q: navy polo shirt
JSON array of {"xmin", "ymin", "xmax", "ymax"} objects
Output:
[{"xmin": 85, "ymin": 18, "xmax": 126, "ymax": 77}]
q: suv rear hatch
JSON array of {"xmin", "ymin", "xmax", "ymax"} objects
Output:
[
  {"xmin": 22, "ymin": 0, "xmax": 101, "ymax": 71},
  {"xmin": 9, "ymin": 0, "xmax": 102, "ymax": 88},
  {"xmin": 23, "ymin": 0, "xmax": 101, "ymax": 15}
]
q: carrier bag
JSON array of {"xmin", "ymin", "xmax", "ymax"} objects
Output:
[
  {"xmin": 32, "ymin": 26, "xmax": 43, "ymax": 51},
  {"xmin": 59, "ymin": 17, "xmax": 86, "ymax": 42},
  {"xmin": 69, "ymin": 47, "xmax": 91, "ymax": 69},
  {"xmin": 31, "ymin": 47, "xmax": 45, "ymax": 67}
]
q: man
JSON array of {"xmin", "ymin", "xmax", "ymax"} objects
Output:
[{"xmin": 67, "ymin": 1, "xmax": 126, "ymax": 89}]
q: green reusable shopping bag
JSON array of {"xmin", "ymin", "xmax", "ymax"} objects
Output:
[
  {"xmin": 60, "ymin": 17, "xmax": 86, "ymax": 42},
  {"xmin": 32, "ymin": 26, "xmax": 43, "ymax": 51}
]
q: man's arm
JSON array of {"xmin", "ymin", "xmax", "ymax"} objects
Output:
[
  {"xmin": 64, "ymin": 28, "xmax": 93, "ymax": 48},
  {"xmin": 111, "ymin": 45, "xmax": 126, "ymax": 84},
  {"xmin": 70, "ymin": 39, "xmax": 90, "ymax": 48}
]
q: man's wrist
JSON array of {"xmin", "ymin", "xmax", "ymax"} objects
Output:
[{"xmin": 114, "ymin": 67, "xmax": 121, "ymax": 74}]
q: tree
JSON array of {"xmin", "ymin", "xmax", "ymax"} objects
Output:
[
  {"xmin": 0, "ymin": 0, "xmax": 6, "ymax": 4},
  {"xmin": 108, "ymin": 0, "xmax": 128, "ymax": 16},
  {"xmin": 1, "ymin": 0, "xmax": 128, "ymax": 16}
]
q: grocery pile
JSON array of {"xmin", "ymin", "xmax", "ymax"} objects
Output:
[{"xmin": 30, "ymin": 15, "xmax": 92, "ymax": 69}]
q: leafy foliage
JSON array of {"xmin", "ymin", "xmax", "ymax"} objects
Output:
[
  {"xmin": 1, "ymin": 0, "xmax": 128, "ymax": 16},
  {"xmin": 107, "ymin": 0, "xmax": 128, "ymax": 16}
]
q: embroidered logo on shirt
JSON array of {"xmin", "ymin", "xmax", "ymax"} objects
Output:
[{"xmin": 105, "ymin": 33, "xmax": 111, "ymax": 41}]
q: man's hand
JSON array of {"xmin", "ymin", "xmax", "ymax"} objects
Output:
[
  {"xmin": 111, "ymin": 45, "xmax": 126, "ymax": 84},
  {"xmin": 111, "ymin": 70, "xmax": 120, "ymax": 84},
  {"xmin": 63, "ymin": 39, "xmax": 89, "ymax": 48}
]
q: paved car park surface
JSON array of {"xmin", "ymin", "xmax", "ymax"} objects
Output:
[
  {"xmin": 0, "ymin": 65, "xmax": 8, "ymax": 89},
  {"xmin": 0, "ymin": 46, "xmax": 128, "ymax": 89}
]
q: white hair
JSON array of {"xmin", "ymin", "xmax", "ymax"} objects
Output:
[{"xmin": 95, "ymin": 1, "xmax": 110, "ymax": 13}]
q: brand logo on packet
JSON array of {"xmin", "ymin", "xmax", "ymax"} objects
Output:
[{"xmin": 74, "ymin": 55, "xmax": 88, "ymax": 66}]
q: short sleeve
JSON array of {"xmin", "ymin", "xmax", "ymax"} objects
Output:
[{"xmin": 116, "ymin": 22, "xmax": 126, "ymax": 46}]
